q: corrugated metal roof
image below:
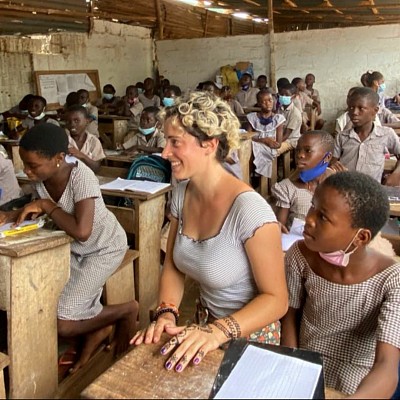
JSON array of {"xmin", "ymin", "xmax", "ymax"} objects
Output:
[{"xmin": 0, "ymin": 0, "xmax": 89, "ymax": 36}]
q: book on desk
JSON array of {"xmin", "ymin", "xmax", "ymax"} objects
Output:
[
  {"xmin": 99, "ymin": 177, "xmax": 170, "ymax": 195},
  {"xmin": 210, "ymin": 339, "xmax": 324, "ymax": 399},
  {"xmin": 384, "ymin": 186, "xmax": 400, "ymax": 204}
]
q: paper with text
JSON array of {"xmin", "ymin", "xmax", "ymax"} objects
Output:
[
  {"xmin": 215, "ymin": 345, "xmax": 322, "ymax": 399},
  {"xmin": 281, "ymin": 218, "xmax": 305, "ymax": 251}
]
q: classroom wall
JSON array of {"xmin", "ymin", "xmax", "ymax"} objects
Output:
[
  {"xmin": 156, "ymin": 24, "xmax": 400, "ymax": 131},
  {"xmin": 0, "ymin": 20, "xmax": 153, "ymax": 112}
]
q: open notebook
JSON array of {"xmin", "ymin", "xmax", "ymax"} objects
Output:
[
  {"xmin": 0, "ymin": 218, "xmax": 44, "ymax": 238},
  {"xmin": 99, "ymin": 178, "xmax": 170, "ymax": 195}
]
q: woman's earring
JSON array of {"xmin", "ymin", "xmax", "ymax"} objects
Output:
[{"xmin": 57, "ymin": 162, "xmax": 60, "ymax": 168}]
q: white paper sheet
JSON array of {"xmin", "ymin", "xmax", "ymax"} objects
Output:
[
  {"xmin": 215, "ymin": 345, "xmax": 322, "ymax": 399},
  {"xmin": 281, "ymin": 218, "xmax": 305, "ymax": 251},
  {"xmin": 100, "ymin": 177, "xmax": 170, "ymax": 194}
]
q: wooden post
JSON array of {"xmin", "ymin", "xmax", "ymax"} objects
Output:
[
  {"xmin": 267, "ymin": 0, "xmax": 276, "ymax": 92},
  {"xmin": 203, "ymin": 9, "xmax": 209, "ymax": 37},
  {"xmin": 155, "ymin": 0, "xmax": 164, "ymax": 40}
]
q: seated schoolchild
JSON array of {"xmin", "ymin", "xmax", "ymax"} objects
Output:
[
  {"xmin": 246, "ymin": 89, "xmax": 285, "ymax": 179},
  {"xmin": 256, "ymin": 74, "xmax": 269, "ymax": 91},
  {"xmin": 272, "ymin": 130, "xmax": 334, "ymax": 232},
  {"xmin": 281, "ymin": 171, "xmax": 400, "ymax": 398},
  {"xmin": 201, "ymin": 81, "xmax": 219, "ymax": 95},
  {"xmin": 135, "ymin": 81, "xmax": 144, "ymax": 95},
  {"xmin": 2, "ymin": 94, "xmax": 34, "ymax": 120},
  {"xmin": 65, "ymin": 105, "xmax": 105, "ymax": 173},
  {"xmin": 17, "ymin": 96, "xmax": 59, "ymax": 136},
  {"xmin": 162, "ymin": 85, "xmax": 182, "ymax": 108},
  {"xmin": 363, "ymin": 70, "xmax": 400, "ymax": 129},
  {"xmin": 77, "ymin": 89, "xmax": 99, "ymax": 137},
  {"xmin": 304, "ymin": 73, "xmax": 320, "ymax": 103},
  {"xmin": 0, "ymin": 153, "xmax": 23, "ymax": 206},
  {"xmin": 292, "ymin": 77, "xmax": 324, "ymax": 131},
  {"xmin": 138, "ymin": 78, "xmax": 161, "ymax": 108},
  {"xmin": 96, "ymin": 84, "xmax": 120, "ymax": 114},
  {"xmin": 276, "ymin": 83, "xmax": 302, "ymax": 156},
  {"xmin": 235, "ymin": 73, "xmax": 259, "ymax": 109},
  {"xmin": 331, "ymin": 87, "xmax": 400, "ymax": 186},
  {"xmin": 122, "ymin": 106, "xmax": 165, "ymax": 154},
  {"xmin": 0, "ymin": 124, "xmax": 138, "ymax": 375},
  {"xmin": 220, "ymin": 85, "xmax": 244, "ymax": 117},
  {"xmin": 117, "ymin": 85, "xmax": 143, "ymax": 131},
  {"xmin": 335, "ymin": 87, "xmax": 381, "ymax": 136}
]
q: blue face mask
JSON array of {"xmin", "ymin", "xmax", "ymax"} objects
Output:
[
  {"xmin": 139, "ymin": 126, "xmax": 156, "ymax": 136},
  {"xmin": 378, "ymin": 83, "xmax": 386, "ymax": 94},
  {"xmin": 241, "ymin": 84, "xmax": 250, "ymax": 91},
  {"xmin": 279, "ymin": 95, "xmax": 292, "ymax": 106},
  {"xmin": 137, "ymin": 88, "xmax": 144, "ymax": 94},
  {"xmin": 162, "ymin": 97, "xmax": 175, "ymax": 107},
  {"xmin": 299, "ymin": 153, "xmax": 330, "ymax": 183},
  {"xmin": 103, "ymin": 93, "xmax": 113, "ymax": 100},
  {"xmin": 259, "ymin": 116, "xmax": 274, "ymax": 126}
]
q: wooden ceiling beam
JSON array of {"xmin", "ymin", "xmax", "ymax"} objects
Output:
[{"xmin": 274, "ymin": 4, "xmax": 400, "ymax": 12}]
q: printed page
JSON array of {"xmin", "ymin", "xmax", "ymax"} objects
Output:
[
  {"xmin": 125, "ymin": 180, "xmax": 170, "ymax": 194},
  {"xmin": 281, "ymin": 218, "xmax": 305, "ymax": 251},
  {"xmin": 215, "ymin": 345, "xmax": 322, "ymax": 399},
  {"xmin": 99, "ymin": 178, "xmax": 134, "ymax": 191}
]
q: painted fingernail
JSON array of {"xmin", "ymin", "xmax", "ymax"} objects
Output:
[
  {"xmin": 165, "ymin": 361, "xmax": 172, "ymax": 370},
  {"xmin": 160, "ymin": 347, "xmax": 166, "ymax": 355},
  {"xmin": 175, "ymin": 364, "xmax": 183, "ymax": 372},
  {"xmin": 193, "ymin": 357, "xmax": 200, "ymax": 365}
]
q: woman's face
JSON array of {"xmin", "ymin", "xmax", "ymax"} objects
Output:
[
  {"xmin": 20, "ymin": 148, "xmax": 61, "ymax": 182},
  {"xmin": 161, "ymin": 118, "xmax": 208, "ymax": 180}
]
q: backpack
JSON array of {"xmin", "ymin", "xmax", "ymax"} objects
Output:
[
  {"xmin": 126, "ymin": 154, "xmax": 171, "ymax": 183},
  {"xmin": 118, "ymin": 155, "xmax": 171, "ymax": 207}
]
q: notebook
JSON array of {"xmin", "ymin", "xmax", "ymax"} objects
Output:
[{"xmin": 210, "ymin": 340, "xmax": 324, "ymax": 399}]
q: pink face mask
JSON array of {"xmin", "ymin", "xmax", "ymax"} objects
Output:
[{"xmin": 318, "ymin": 229, "xmax": 361, "ymax": 267}]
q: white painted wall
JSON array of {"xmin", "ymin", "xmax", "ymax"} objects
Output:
[
  {"xmin": 156, "ymin": 24, "xmax": 400, "ymax": 131},
  {"xmin": 0, "ymin": 20, "xmax": 153, "ymax": 112}
]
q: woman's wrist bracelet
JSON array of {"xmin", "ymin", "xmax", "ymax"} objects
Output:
[
  {"xmin": 153, "ymin": 307, "xmax": 179, "ymax": 324},
  {"xmin": 212, "ymin": 321, "xmax": 232, "ymax": 340},
  {"xmin": 223, "ymin": 315, "xmax": 241, "ymax": 339}
]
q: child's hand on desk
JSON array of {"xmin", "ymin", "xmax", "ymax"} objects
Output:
[{"xmin": 383, "ymin": 171, "xmax": 400, "ymax": 187}]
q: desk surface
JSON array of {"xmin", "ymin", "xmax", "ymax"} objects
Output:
[
  {"xmin": 81, "ymin": 336, "xmax": 345, "ymax": 399},
  {"xmin": 0, "ymin": 229, "xmax": 71, "ymax": 257},
  {"xmin": 98, "ymin": 114, "xmax": 131, "ymax": 121}
]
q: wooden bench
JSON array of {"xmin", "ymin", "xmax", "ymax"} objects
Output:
[
  {"xmin": 0, "ymin": 353, "xmax": 9, "ymax": 400},
  {"xmin": 56, "ymin": 249, "xmax": 139, "ymax": 399}
]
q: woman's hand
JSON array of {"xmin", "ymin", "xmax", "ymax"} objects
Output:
[
  {"xmin": 15, "ymin": 200, "xmax": 48, "ymax": 225},
  {"xmin": 160, "ymin": 323, "xmax": 226, "ymax": 372},
  {"xmin": 130, "ymin": 313, "xmax": 177, "ymax": 346}
]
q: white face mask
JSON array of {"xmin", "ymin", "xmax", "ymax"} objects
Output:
[
  {"xmin": 318, "ymin": 229, "xmax": 361, "ymax": 267},
  {"xmin": 29, "ymin": 111, "xmax": 46, "ymax": 120}
]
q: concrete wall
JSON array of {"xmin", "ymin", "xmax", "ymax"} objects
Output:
[
  {"xmin": 0, "ymin": 20, "xmax": 153, "ymax": 112},
  {"xmin": 156, "ymin": 24, "xmax": 400, "ymax": 131}
]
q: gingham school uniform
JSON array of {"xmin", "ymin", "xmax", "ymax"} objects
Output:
[
  {"xmin": 272, "ymin": 179, "xmax": 312, "ymax": 228},
  {"xmin": 285, "ymin": 242, "xmax": 400, "ymax": 394},
  {"xmin": 35, "ymin": 161, "xmax": 127, "ymax": 320},
  {"xmin": 247, "ymin": 112, "xmax": 286, "ymax": 178}
]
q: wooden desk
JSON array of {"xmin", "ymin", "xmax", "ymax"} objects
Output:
[
  {"xmin": 0, "ymin": 229, "xmax": 71, "ymax": 399},
  {"xmin": 238, "ymin": 132, "xmax": 255, "ymax": 185},
  {"xmin": 81, "ymin": 336, "xmax": 345, "ymax": 399},
  {"xmin": 0, "ymin": 139, "xmax": 22, "ymax": 173},
  {"xmin": 98, "ymin": 177, "xmax": 169, "ymax": 328},
  {"xmin": 98, "ymin": 115, "xmax": 130, "ymax": 149}
]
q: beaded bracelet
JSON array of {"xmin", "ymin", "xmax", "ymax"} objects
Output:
[
  {"xmin": 153, "ymin": 307, "xmax": 179, "ymax": 324},
  {"xmin": 223, "ymin": 315, "xmax": 241, "ymax": 339},
  {"xmin": 212, "ymin": 321, "xmax": 232, "ymax": 340}
]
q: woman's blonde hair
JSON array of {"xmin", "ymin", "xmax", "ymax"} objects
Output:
[{"xmin": 159, "ymin": 91, "xmax": 240, "ymax": 161}]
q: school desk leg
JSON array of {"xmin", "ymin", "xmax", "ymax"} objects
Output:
[
  {"xmin": 4, "ymin": 244, "xmax": 70, "ymax": 399},
  {"xmin": 134, "ymin": 195, "xmax": 166, "ymax": 329}
]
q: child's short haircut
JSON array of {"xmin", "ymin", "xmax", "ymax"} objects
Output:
[
  {"xmin": 143, "ymin": 106, "xmax": 160, "ymax": 116},
  {"xmin": 241, "ymin": 73, "xmax": 252, "ymax": 80},
  {"xmin": 280, "ymin": 83, "xmax": 296, "ymax": 95},
  {"xmin": 66, "ymin": 104, "xmax": 89, "ymax": 118},
  {"xmin": 291, "ymin": 77, "xmax": 302, "ymax": 86},
  {"xmin": 166, "ymin": 85, "xmax": 182, "ymax": 97},
  {"xmin": 77, "ymin": 88, "xmax": 89, "ymax": 96},
  {"xmin": 103, "ymin": 84, "xmax": 116, "ymax": 93},
  {"xmin": 256, "ymin": 88, "xmax": 274, "ymax": 102},
  {"xmin": 20, "ymin": 124, "xmax": 69, "ymax": 159},
  {"xmin": 349, "ymin": 87, "xmax": 379, "ymax": 106},
  {"xmin": 66, "ymin": 91, "xmax": 79, "ymax": 107},
  {"xmin": 126, "ymin": 85, "xmax": 136, "ymax": 92},
  {"xmin": 302, "ymin": 130, "xmax": 334, "ymax": 152},
  {"xmin": 321, "ymin": 171, "xmax": 389, "ymax": 239},
  {"xmin": 30, "ymin": 95, "xmax": 47, "ymax": 107},
  {"xmin": 277, "ymin": 77, "xmax": 290, "ymax": 90}
]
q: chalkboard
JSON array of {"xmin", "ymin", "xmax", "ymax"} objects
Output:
[{"xmin": 34, "ymin": 70, "xmax": 101, "ymax": 110}]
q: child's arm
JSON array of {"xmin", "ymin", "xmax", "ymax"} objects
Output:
[
  {"xmin": 280, "ymin": 307, "xmax": 300, "ymax": 348},
  {"xmin": 275, "ymin": 207, "xmax": 290, "ymax": 233},
  {"xmin": 349, "ymin": 342, "xmax": 399, "ymax": 399},
  {"xmin": 275, "ymin": 123, "xmax": 284, "ymax": 145},
  {"xmin": 16, "ymin": 198, "xmax": 94, "ymax": 242},
  {"xmin": 68, "ymin": 147, "xmax": 102, "ymax": 173}
]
